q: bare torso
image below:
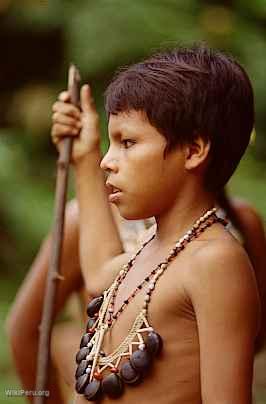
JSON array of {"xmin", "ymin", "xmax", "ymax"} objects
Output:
[{"xmin": 75, "ymin": 223, "xmax": 236, "ymax": 404}]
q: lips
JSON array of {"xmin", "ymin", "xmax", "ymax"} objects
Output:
[
  {"xmin": 106, "ymin": 182, "xmax": 122, "ymax": 194},
  {"xmin": 106, "ymin": 182, "xmax": 122, "ymax": 203}
]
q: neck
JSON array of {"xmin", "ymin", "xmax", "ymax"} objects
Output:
[{"xmin": 154, "ymin": 185, "xmax": 215, "ymax": 247}]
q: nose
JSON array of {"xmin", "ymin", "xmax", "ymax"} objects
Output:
[{"xmin": 100, "ymin": 149, "xmax": 119, "ymax": 174}]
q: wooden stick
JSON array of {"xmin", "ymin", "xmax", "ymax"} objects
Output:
[{"xmin": 34, "ymin": 65, "xmax": 81, "ymax": 404}]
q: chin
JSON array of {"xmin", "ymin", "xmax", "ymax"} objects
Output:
[{"xmin": 117, "ymin": 206, "xmax": 153, "ymax": 221}]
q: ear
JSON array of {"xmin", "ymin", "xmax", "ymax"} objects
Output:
[{"xmin": 184, "ymin": 136, "xmax": 211, "ymax": 171}]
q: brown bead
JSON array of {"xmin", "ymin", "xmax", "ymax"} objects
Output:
[
  {"xmin": 145, "ymin": 331, "xmax": 163, "ymax": 356},
  {"xmin": 86, "ymin": 296, "xmax": 103, "ymax": 317},
  {"xmin": 83, "ymin": 380, "xmax": 101, "ymax": 401},
  {"xmin": 86, "ymin": 318, "xmax": 96, "ymax": 332},
  {"xmin": 75, "ymin": 360, "xmax": 89, "ymax": 379},
  {"xmin": 120, "ymin": 360, "xmax": 142, "ymax": 384},
  {"xmin": 130, "ymin": 349, "xmax": 152, "ymax": 373},
  {"xmin": 80, "ymin": 333, "xmax": 92, "ymax": 349},
  {"xmin": 76, "ymin": 347, "xmax": 91, "ymax": 364},
  {"xmin": 102, "ymin": 373, "xmax": 124, "ymax": 398},
  {"xmin": 75, "ymin": 373, "xmax": 90, "ymax": 394}
]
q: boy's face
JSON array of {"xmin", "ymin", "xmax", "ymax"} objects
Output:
[{"xmin": 100, "ymin": 110, "xmax": 187, "ymax": 220}]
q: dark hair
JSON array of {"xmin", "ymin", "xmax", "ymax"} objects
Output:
[{"xmin": 105, "ymin": 44, "xmax": 254, "ymax": 192}]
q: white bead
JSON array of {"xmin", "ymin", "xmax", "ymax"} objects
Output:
[
  {"xmin": 86, "ymin": 367, "xmax": 91, "ymax": 374},
  {"xmin": 187, "ymin": 230, "xmax": 192, "ymax": 236},
  {"xmin": 139, "ymin": 343, "xmax": 146, "ymax": 351},
  {"xmin": 149, "ymin": 283, "xmax": 155, "ymax": 290},
  {"xmin": 144, "ymin": 295, "xmax": 150, "ymax": 302},
  {"xmin": 87, "ymin": 342, "xmax": 93, "ymax": 348},
  {"xmin": 142, "ymin": 309, "xmax": 147, "ymax": 315},
  {"xmin": 119, "ymin": 270, "xmax": 125, "ymax": 276},
  {"xmin": 175, "ymin": 242, "xmax": 181, "ymax": 248},
  {"xmin": 148, "ymin": 327, "xmax": 154, "ymax": 332},
  {"xmin": 161, "ymin": 263, "xmax": 167, "ymax": 269}
]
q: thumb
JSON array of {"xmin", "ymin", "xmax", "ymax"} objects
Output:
[{"xmin": 80, "ymin": 84, "xmax": 96, "ymax": 114}]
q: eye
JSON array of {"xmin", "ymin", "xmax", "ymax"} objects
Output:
[{"xmin": 121, "ymin": 139, "xmax": 135, "ymax": 149}]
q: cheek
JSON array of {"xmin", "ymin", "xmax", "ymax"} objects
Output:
[{"xmin": 124, "ymin": 160, "xmax": 181, "ymax": 218}]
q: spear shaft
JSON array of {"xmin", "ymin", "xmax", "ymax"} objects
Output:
[{"xmin": 34, "ymin": 65, "xmax": 81, "ymax": 404}]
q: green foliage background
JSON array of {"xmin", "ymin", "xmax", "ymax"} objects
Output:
[{"xmin": 0, "ymin": 0, "xmax": 265, "ymax": 402}]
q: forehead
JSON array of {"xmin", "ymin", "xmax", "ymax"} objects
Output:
[{"xmin": 108, "ymin": 110, "xmax": 164, "ymax": 141}]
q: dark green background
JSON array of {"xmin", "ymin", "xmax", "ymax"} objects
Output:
[{"xmin": 0, "ymin": 1, "xmax": 265, "ymax": 402}]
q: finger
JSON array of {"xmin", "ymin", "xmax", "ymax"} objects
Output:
[
  {"xmin": 52, "ymin": 112, "xmax": 82, "ymax": 129},
  {"xmin": 52, "ymin": 101, "xmax": 81, "ymax": 118},
  {"xmin": 51, "ymin": 123, "xmax": 80, "ymax": 139},
  {"xmin": 80, "ymin": 84, "xmax": 97, "ymax": 114},
  {"xmin": 58, "ymin": 91, "xmax": 70, "ymax": 102}
]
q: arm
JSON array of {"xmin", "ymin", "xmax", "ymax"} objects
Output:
[
  {"xmin": 6, "ymin": 200, "xmax": 82, "ymax": 403},
  {"xmin": 51, "ymin": 85, "xmax": 123, "ymax": 296},
  {"xmin": 231, "ymin": 199, "xmax": 266, "ymax": 351},
  {"xmin": 186, "ymin": 240, "xmax": 260, "ymax": 404}
]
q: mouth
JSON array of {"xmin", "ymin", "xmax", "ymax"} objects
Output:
[{"xmin": 106, "ymin": 182, "xmax": 122, "ymax": 203}]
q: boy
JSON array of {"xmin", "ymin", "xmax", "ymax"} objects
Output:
[
  {"xmin": 12, "ymin": 45, "xmax": 261, "ymax": 403},
  {"xmin": 51, "ymin": 45, "xmax": 260, "ymax": 403}
]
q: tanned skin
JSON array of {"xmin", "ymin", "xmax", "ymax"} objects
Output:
[{"xmin": 6, "ymin": 85, "xmax": 263, "ymax": 403}]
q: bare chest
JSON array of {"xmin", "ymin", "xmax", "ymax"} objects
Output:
[
  {"xmin": 103, "ymin": 251, "xmax": 197, "ymax": 356},
  {"xmin": 97, "ymin": 256, "xmax": 201, "ymax": 404}
]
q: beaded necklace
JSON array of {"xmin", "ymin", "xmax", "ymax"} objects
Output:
[{"xmin": 75, "ymin": 208, "xmax": 226, "ymax": 401}]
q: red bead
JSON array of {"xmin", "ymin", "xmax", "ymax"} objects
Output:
[
  {"xmin": 94, "ymin": 372, "xmax": 103, "ymax": 380},
  {"xmin": 110, "ymin": 367, "xmax": 119, "ymax": 373},
  {"xmin": 88, "ymin": 328, "xmax": 94, "ymax": 334}
]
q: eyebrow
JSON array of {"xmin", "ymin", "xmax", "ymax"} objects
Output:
[
  {"xmin": 108, "ymin": 130, "xmax": 121, "ymax": 141},
  {"xmin": 109, "ymin": 128, "xmax": 139, "ymax": 140}
]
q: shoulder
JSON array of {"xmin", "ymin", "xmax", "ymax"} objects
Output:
[
  {"xmin": 184, "ymin": 237, "xmax": 260, "ymax": 323},
  {"xmin": 186, "ymin": 236, "xmax": 256, "ymax": 288}
]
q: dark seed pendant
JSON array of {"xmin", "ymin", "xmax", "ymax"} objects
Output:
[
  {"xmin": 75, "ymin": 360, "xmax": 90, "ymax": 379},
  {"xmin": 80, "ymin": 333, "xmax": 93, "ymax": 349},
  {"xmin": 120, "ymin": 360, "xmax": 142, "ymax": 384},
  {"xmin": 145, "ymin": 331, "xmax": 163, "ymax": 356},
  {"xmin": 83, "ymin": 379, "xmax": 101, "ymax": 401},
  {"xmin": 86, "ymin": 296, "xmax": 104, "ymax": 318},
  {"xmin": 75, "ymin": 373, "xmax": 90, "ymax": 394},
  {"xmin": 86, "ymin": 318, "xmax": 96, "ymax": 332},
  {"xmin": 130, "ymin": 349, "xmax": 152, "ymax": 373},
  {"xmin": 76, "ymin": 347, "xmax": 91, "ymax": 364},
  {"xmin": 102, "ymin": 373, "xmax": 124, "ymax": 398}
]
